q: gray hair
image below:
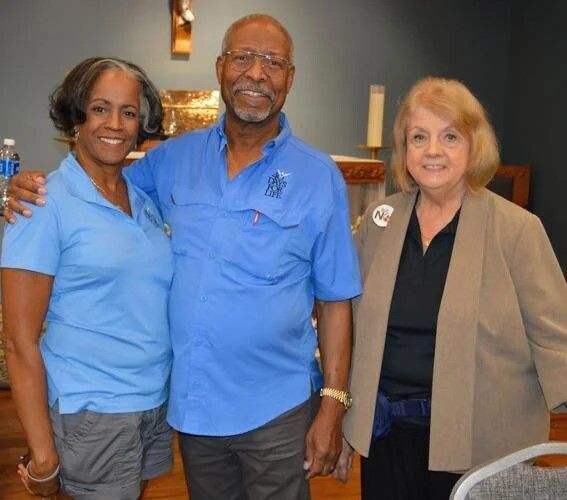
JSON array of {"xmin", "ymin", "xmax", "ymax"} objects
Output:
[{"xmin": 49, "ymin": 57, "xmax": 163, "ymax": 143}]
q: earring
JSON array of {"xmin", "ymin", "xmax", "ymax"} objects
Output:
[{"xmin": 73, "ymin": 128, "xmax": 80, "ymax": 141}]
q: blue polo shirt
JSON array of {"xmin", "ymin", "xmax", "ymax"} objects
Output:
[
  {"xmin": 1, "ymin": 154, "xmax": 174, "ymax": 414},
  {"xmin": 126, "ymin": 113, "xmax": 361, "ymax": 435}
]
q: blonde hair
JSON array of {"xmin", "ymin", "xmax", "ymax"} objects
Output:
[{"xmin": 391, "ymin": 77, "xmax": 500, "ymax": 192}]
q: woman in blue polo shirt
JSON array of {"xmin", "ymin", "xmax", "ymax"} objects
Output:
[{"xmin": 1, "ymin": 57, "xmax": 173, "ymax": 499}]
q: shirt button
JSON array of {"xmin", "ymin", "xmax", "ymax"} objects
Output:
[
  {"xmin": 200, "ymin": 295, "xmax": 207, "ymax": 302},
  {"xmin": 194, "ymin": 338, "xmax": 204, "ymax": 346},
  {"xmin": 209, "ymin": 251, "xmax": 216, "ymax": 259},
  {"xmin": 221, "ymin": 211, "xmax": 228, "ymax": 218}
]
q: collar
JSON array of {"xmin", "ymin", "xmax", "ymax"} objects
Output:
[
  {"xmin": 214, "ymin": 112, "xmax": 292, "ymax": 158},
  {"xmin": 410, "ymin": 193, "xmax": 461, "ymax": 234},
  {"xmin": 408, "ymin": 199, "xmax": 461, "ymax": 245},
  {"xmin": 59, "ymin": 153, "xmax": 144, "ymax": 214}
]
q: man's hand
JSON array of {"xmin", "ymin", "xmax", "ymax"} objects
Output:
[
  {"xmin": 3, "ymin": 171, "xmax": 47, "ymax": 223},
  {"xmin": 304, "ymin": 298, "xmax": 352, "ymax": 478},
  {"xmin": 303, "ymin": 398, "xmax": 345, "ymax": 478},
  {"xmin": 331, "ymin": 436, "xmax": 354, "ymax": 484}
]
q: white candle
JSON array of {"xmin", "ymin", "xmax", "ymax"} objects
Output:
[{"xmin": 366, "ymin": 85, "xmax": 385, "ymax": 147}]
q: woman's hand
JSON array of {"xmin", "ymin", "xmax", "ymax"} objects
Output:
[
  {"xmin": 3, "ymin": 268, "xmax": 59, "ymax": 498},
  {"xmin": 3, "ymin": 171, "xmax": 47, "ymax": 223},
  {"xmin": 17, "ymin": 454, "xmax": 60, "ymax": 498},
  {"xmin": 332, "ymin": 436, "xmax": 354, "ymax": 484}
]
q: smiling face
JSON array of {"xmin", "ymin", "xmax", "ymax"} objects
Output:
[
  {"xmin": 406, "ymin": 106, "xmax": 471, "ymax": 199},
  {"xmin": 75, "ymin": 69, "xmax": 140, "ymax": 171},
  {"xmin": 216, "ymin": 18, "xmax": 294, "ymax": 124}
]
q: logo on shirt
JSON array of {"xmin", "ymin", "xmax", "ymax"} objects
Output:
[
  {"xmin": 264, "ymin": 170, "xmax": 290, "ymax": 199},
  {"xmin": 372, "ymin": 204, "xmax": 394, "ymax": 228}
]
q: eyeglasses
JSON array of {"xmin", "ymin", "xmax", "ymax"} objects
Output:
[{"xmin": 222, "ymin": 50, "xmax": 293, "ymax": 76}]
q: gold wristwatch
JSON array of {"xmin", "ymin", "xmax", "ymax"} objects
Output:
[{"xmin": 320, "ymin": 387, "xmax": 353, "ymax": 410}]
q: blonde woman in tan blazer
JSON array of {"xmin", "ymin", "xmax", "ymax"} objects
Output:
[{"xmin": 334, "ymin": 77, "xmax": 567, "ymax": 499}]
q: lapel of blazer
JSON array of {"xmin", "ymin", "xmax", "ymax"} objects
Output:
[
  {"xmin": 357, "ymin": 191, "xmax": 417, "ymax": 343},
  {"xmin": 429, "ymin": 189, "xmax": 490, "ymax": 470},
  {"xmin": 350, "ymin": 192, "xmax": 416, "ymax": 448}
]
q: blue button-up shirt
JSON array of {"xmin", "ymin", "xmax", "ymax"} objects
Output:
[
  {"xmin": 1, "ymin": 154, "xmax": 174, "ymax": 414},
  {"xmin": 126, "ymin": 114, "xmax": 361, "ymax": 435}
]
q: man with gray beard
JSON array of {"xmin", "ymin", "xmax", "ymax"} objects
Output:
[{"xmin": 6, "ymin": 14, "xmax": 361, "ymax": 500}]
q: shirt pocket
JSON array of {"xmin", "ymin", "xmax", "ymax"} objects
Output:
[
  {"xmin": 225, "ymin": 202, "xmax": 301, "ymax": 284},
  {"xmin": 169, "ymin": 184, "xmax": 217, "ymax": 256}
]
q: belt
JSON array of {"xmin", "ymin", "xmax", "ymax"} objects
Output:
[
  {"xmin": 372, "ymin": 393, "xmax": 431, "ymax": 440},
  {"xmin": 390, "ymin": 398, "xmax": 431, "ymax": 417}
]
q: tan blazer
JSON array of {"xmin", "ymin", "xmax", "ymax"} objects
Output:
[{"xmin": 344, "ymin": 188, "xmax": 567, "ymax": 472}]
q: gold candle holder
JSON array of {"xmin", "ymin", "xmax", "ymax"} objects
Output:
[{"xmin": 357, "ymin": 144, "xmax": 390, "ymax": 160}]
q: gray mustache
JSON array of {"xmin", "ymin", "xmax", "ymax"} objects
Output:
[{"xmin": 233, "ymin": 85, "xmax": 275, "ymax": 102}]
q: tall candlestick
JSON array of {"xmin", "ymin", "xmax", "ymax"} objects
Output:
[{"xmin": 366, "ymin": 85, "xmax": 385, "ymax": 147}]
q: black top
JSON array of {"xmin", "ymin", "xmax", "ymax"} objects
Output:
[{"xmin": 379, "ymin": 204, "xmax": 460, "ymax": 401}]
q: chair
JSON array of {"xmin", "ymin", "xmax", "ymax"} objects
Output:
[
  {"xmin": 450, "ymin": 441, "xmax": 567, "ymax": 499},
  {"xmin": 487, "ymin": 165, "xmax": 531, "ymax": 209}
]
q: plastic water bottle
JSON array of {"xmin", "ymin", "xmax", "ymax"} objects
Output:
[{"xmin": 0, "ymin": 138, "xmax": 20, "ymax": 206}]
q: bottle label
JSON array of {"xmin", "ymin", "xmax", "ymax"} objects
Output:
[
  {"xmin": 0, "ymin": 159, "xmax": 8, "ymax": 177},
  {"xmin": 11, "ymin": 159, "xmax": 20, "ymax": 175},
  {"xmin": 0, "ymin": 159, "xmax": 18, "ymax": 176}
]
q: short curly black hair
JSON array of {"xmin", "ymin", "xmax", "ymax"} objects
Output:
[{"xmin": 49, "ymin": 57, "xmax": 163, "ymax": 144}]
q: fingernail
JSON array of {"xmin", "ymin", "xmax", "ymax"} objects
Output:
[
  {"xmin": 38, "ymin": 187, "xmax": 47, "ymax": 195},
  {"xmin": 22, "ymin": 210, "xmax": 32, "ymax": 217},
  {"xmin": 35, "ymin": 199, "xmax": 46, "ymax": 207}
]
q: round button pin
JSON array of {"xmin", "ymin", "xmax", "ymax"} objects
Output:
[{"xmin": 372, "ymin": 204, "xmax": 394, "ymax": 227}]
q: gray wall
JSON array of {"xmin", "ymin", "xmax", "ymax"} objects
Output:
[
  {"xmin": 503, "ymin": 0, "xmax": 567, "ymax": 270},
  {"xmin": 0, "ymin": 0, "xmax": 510, "ymax": 170},
  {"xmin": 13, "ymin": 1, "xmax": 562, "ymax": 265}
]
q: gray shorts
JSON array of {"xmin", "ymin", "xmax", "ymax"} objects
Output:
[{"xmin": 49, "ymin": 401, "xmax": 173, "ymax": 500}]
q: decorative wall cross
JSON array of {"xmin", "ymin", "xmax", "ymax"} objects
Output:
[{"xmin": 171, "ymin": 0, "xmax": 194, "ymax": 55}]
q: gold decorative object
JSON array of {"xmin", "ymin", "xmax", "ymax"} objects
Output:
[
  {"xmin": 160, "ymin": 89, "xmax": 220, "ymax": 136},
  {"xmin": 357, "ymin": 144, "xmax": 390, "ymax": 160},
  {"xmin": 351, "ymin": 215, "xmax": 363, "ymax": 234}
]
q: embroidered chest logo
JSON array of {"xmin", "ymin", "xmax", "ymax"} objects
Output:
[{"xmin": 264, "ymin": 170, "xmax": 291, "ymax": 199}]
